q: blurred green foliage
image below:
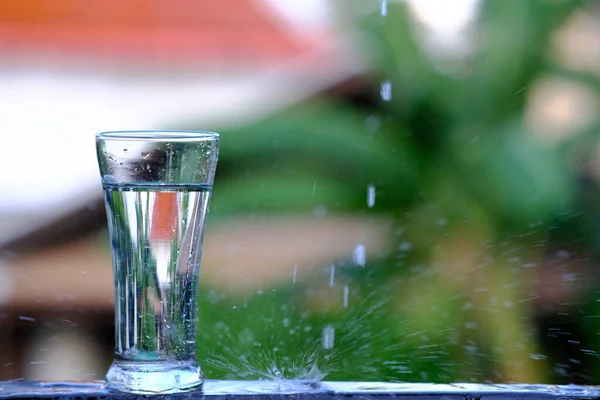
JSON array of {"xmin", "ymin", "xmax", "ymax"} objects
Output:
[{"xmin": 179, "ymin": 0, "xmax": 600, "ymax": 384}]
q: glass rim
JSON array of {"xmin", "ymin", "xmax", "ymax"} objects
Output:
[{"xmin": 97, "ymin": 130, "xmax": 219, "ymax": 141}]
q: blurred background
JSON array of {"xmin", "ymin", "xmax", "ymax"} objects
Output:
[{"xmin": 1, "ymin": 0, "xmax": 600, "ymax": 385}]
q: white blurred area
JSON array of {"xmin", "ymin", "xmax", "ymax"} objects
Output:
[
  {"xmin": 407, "ymin": 0, "xmax": 480, "ymax": 63},
  {"xmin": 0, "ymin": 0, "xmax": 365, "ymax": 246}
]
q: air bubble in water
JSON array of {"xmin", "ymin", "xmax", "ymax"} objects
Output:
[
  {"xmin": 353, "ymin": 244, "xmax": 366, "ymax": 266},
  {"xmin": 322, "ymin": 324, "xmax": 335, "ymax": 350},
  {"xmin": 367, "ymin": 184, "xmax": 376, "ymax": 208},
  {"xmin": 381, "ymin": 80, "xmax": 392, "ymax": 101}
]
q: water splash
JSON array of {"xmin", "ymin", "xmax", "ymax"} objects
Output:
[
  {"xmin": 207, "ymin": 341, "xmax": 328, "ymax": 384},
  {"xmin": 202, "ymin": 282, "xmax": 422, "ymax": 383}
]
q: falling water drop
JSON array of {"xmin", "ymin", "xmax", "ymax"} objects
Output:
[
  {"xmin": 367, "ymin": 184, "xmax": 376, "ymax": 208},
  {"xmin": 353, "ymin": 244, "xmax": 366, "ymax": 267},
  {"xmin": 343, "ymin": 285, "xmax": 349, "ymax": 307},
  {"xmin": 381, "ymin": 80, "xmax": 392, "ymax": 101},
  {"xmin": 292, "ymin": 265, "xmax": 298, "ymax": 284},
  {"xmin": 380, "ymin": 0, "xmax": 387, "ymax": 16},
  {"xmin": 322, "ymin": 324, "xmax": 335, "ymax": 350},
  {"xmin": 329, "ymin": 265, "xmax": 335, "ymax": 287}
]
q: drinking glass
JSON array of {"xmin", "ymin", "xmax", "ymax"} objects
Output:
[{"xmin": 96, "ymin": 131, "xmax": 219, "ymax": 394}]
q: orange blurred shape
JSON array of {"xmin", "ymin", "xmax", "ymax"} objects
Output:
[
  {"xmin": 149, "ymin": 192, "xmax": 178, "ymax": 242},
  {"xmin": 0, "ymin": 0, "xmax": 270, "ymax": 28},
  {"xmin": 0, "ymin": 0, "xmax": 315, "ymax": 64}
]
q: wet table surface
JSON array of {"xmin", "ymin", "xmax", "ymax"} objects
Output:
[{"xmin": 1, "ymin": 380, "xmax": 600, "ymax": 400}]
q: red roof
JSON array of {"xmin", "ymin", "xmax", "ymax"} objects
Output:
[{"xmin": 0, "ymin": 0, "xmax": 322, "ymax": 66}]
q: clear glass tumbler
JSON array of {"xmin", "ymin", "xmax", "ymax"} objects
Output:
[{"xmin": 96, "ymin": 131, "xmax": 219, "ymax": 394}]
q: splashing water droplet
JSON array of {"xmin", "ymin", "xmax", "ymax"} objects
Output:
[
  {"xmin": 353, "ymin": 244, "xmax": 366, "ymax": 266},
  {"xmin": 322, "ymin": 324, "xmax": 335, "ymax": 350},
  {"xmin": 367, "ymin": 184, "xmax": 376, "ymax": 208},
  {"xmin": 269, "ymin": 364, "xmax": 284, "ymax": 379},
  {"xmin": 381, "ymin": 80, "xmax": 392, "ymax": 101},
  {"xmin": 381, "ymin": 0, "xmax": 387, "ymax": 16},
  {"xmin": 141, "ymin": 152, "xmax": 150, "ymax": 158}
]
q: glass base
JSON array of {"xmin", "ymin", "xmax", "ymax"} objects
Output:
[{"xmin": 105, "ymin": 359, "xmax": 204, "ymax": 394}]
